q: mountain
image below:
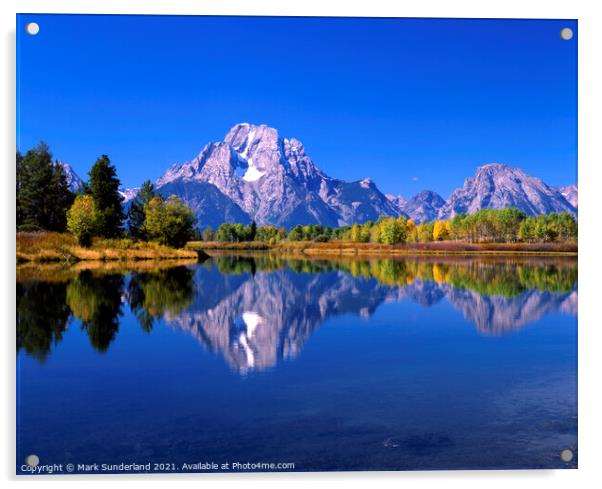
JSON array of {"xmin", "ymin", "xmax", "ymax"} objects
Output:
[
  {"xmin": 158, "ymin": 180, "xmax": 251, "ymax": 229},
  {"xmin": 385, "ymin": 193, "xmax": 405, "ymax": 209},
  {"xmin": 558, "ymin": 184, "xmax": 578, "ymax": 208},
  {"xmin": 399, "ymin": 190, "xmax": 446, "ymax": 223},
  {"xmin": 437, "ymin": 163, "xmax": 577, "ymax": 220},
  {"xmin": 119, "ymin": 187, "xmax": 139, "ymax": 202},
  {"xmin": 155, "ymin": 123, "xmax": 404, "ymax": 228},
  {"xmin": 57, "ymin": 161, "xmax": 84, "ymax": 193},
  {"xmin": 117, "ymin": 126, "xmax": 577, "ymax": 227}
]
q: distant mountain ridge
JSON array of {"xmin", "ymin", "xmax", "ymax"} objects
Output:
[
  {"xmin": 63, "ymin": 123, "xmax": 577, "ymax": 227},
  {"xmin": 436, "ymin": 163, "xmax": 576, "ymax": 220},
  {"xmin": 387, "ymin": 190, "xmax": 447, "ymax": 223},
  {"xmin": 58, "ymin": 161, "xmax": 138, "ymax": 204}
]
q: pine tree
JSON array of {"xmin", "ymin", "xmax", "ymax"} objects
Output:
[
  {"xmin": 16, "ymin": 151, "xmax": 23, "ymax": 226},
  {"xmin": 49, "ymin": 162, "xmax": 75, "ymax": 231},
  {"xmin": 18, "ymin": 143, "xmax": 54, "ymax": 230},
  {"xmin": 127, "ymin": 180, "xmax": 156, "ymax": 239},
  {"xmin": 88, "ymin": 155, "xmax": 124, "ymax": 238},
  {"xmin": 18, "ymin": 142, "xmax": 74, "ymax": 231}
]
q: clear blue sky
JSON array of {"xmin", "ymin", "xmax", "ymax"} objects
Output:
[{"xmin": 17, "ymin": 15, "xmax": 577, "ymax": 198}]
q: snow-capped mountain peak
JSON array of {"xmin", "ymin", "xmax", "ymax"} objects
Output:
[{"xmin": 155, "ymin": 123, "xmax": 403, "ymax": 228}]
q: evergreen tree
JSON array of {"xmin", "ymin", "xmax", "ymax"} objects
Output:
[
  {"xmin": 48, "ymin": 162, "xmax": 75, "ymax": 231},
  {"xmin": 18, "ymin": 143, "xmax": 54, "ymax": 229},
  {"xmin": 16, "ymin": 151, "xmax": 23, "ymax": 226},
  {"xmin": 88, "ymin": 155, "xmax": 124, "ymax": 238},
  {"xmin": 127, "ymin": 180, "xmax": 156, "ymax": 239},
  {"xmin": 18, "ymin": 142, "xmax": 74, "ymax": 231}
]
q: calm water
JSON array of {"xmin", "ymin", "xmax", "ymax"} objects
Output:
[{"xmin": 16, "ymin": 254, "xmax": 577, "ymax": 473}]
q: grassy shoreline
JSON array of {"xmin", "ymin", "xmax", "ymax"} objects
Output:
[
  {"xmin": 187, "ymin": 240, "xmax": 577, "ymax": 256},
  {"xmin": 17, "ymin": 232, "xmax": 199, "ymax": 263},
  {"xmin": 17, "ymin": 233, "xmax": 577, "ymax": 264}
]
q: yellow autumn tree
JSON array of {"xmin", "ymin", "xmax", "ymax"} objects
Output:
[
  {"xmin": 67, "ymin": 194, "xmax": 100, "ymax": 247},
  {"xmin": 350, "ymin": 224, "xmax": 362, "ymax": 242},
  {"xmin": 432, "ymin": 220, "xmax": 451, "ymax": 241}
]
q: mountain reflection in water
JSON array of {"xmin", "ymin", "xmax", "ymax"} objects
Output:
[{"xmin": 17, "ymin": 255, "xmax": 577, "ymax": 373}]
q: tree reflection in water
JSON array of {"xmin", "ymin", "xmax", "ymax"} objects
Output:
[
  {"xmin": 127, "ymin": 266, "xmax": 194, "ymax": 332},
  {"xmin": 66, "ymin": 271, "xmax": 124, "ymax": 352},
  {"xmin": 17, "ymin": 281, "xmax": 71, "ymax": 362},
  {"xmin": 16, "ymin": 256, "xmax": 577, "ymax": 369}
]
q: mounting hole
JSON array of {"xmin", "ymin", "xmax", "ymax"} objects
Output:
[
  {"xmin": 25, "ymin": 454, "xmax": 40, "ymax": 467},
  {"xmin": 560, "ymin": 449, "xmax": 574, "ymax": 462},
  {"xmin": 560, "ymin": 27, "xmax": 573, "ymax": 41},
  {"xmin": 25, "ymin": 22, "xmax": 40, "ymax": 36}
]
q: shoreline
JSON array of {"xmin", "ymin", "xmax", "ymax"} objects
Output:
[
  {"xmin": 188, "ymin": 240, "xmax": 578, "ymax": 257},
  {"xmin": 16, "ymin": 233, "xmax": 578, "ymax": 264},
  {"xmin": 16, "ymin": 232, "xmax": 201, "ymax": 263}
]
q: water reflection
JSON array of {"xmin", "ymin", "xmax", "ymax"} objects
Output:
[
  {"xmin": 17, "ymin": 281, "xmax": 70, "ymax": 361},
  {"xmin": 66, "ymin": 271, "xmax": 124, "ymax": 352},
  {"xmin": 16, "ymin": 255, "xmax": 577, "ymax": 372},
  {"xmin": 127, "ymin": 267, "xmax": 194, "ymax": 332}
]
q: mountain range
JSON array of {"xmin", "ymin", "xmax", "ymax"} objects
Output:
[{"xmin": 60, "ymin": 123, "xmax": 577, "ymax": 228}]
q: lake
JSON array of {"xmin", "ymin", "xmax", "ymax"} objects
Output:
[{"xmin": 16, "ymin": 254, "xmax": 578, "ymax": 473}]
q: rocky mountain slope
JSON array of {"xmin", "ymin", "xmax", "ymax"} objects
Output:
[
  {"xmin": 155, "ymin": 123, "xmax": 404, "ymax": 228},
  {"xmin": 437, "ymin": 163, "xmax": 576, "ymax": 220},
  {"xmin": 558, "ymin": 184, "xmax": 578, "ymax": 208},
  {"xmin": 387, "ymin": 190, "xmax": 446, "ymax": 223},
  {"xmin": 58, "ymin": 161, "xmax": 84, "ymax": 193}
]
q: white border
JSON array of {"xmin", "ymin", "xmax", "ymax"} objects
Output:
[{"xmin": 2, "ymin": 1, "xmax": 601, "ymax": 488}]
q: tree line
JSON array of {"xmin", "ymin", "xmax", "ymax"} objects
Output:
[
  {"xmin": 203, "ymin": 207, "xmax": 577, "ymax": 245},
  {"xmin": 16, "ymin": 142, "xmax": 196, "ymax": 247}
]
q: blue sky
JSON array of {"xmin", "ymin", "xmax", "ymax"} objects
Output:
[{"xmin": 17, "ymin": 15, "xmax": 577, "ymax": 198}]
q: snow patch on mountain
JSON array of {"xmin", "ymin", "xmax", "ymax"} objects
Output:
[
  {"xmin": 558, "ymin": 184, "xmax": 578, "ymax": 208},
  {"xmin": 242, "ymin": 166, "xmax": 265, "ymax": 182},
  {"xmin": 120, "ymin": 187, "xmax": 139, "ymax": 202}
]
